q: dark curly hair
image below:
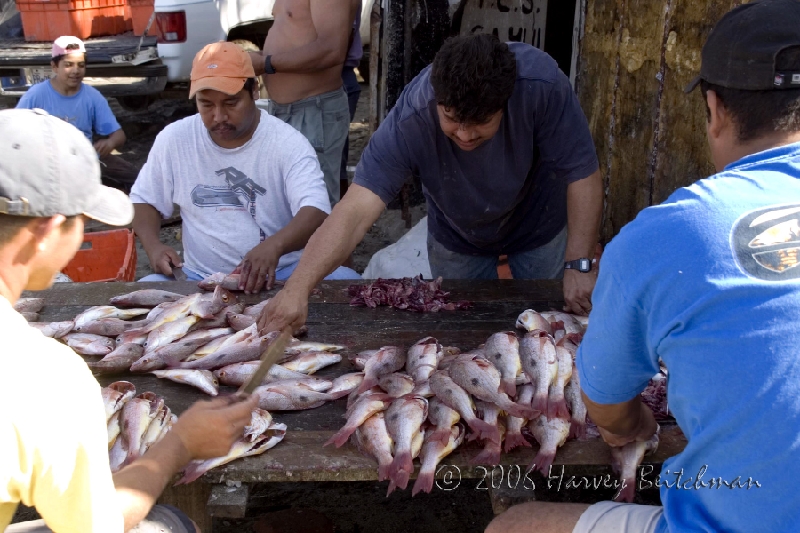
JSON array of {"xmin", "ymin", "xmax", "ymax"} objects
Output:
[{"xmin": 430, "ymin": 34, "xmax": 517, "ymax": 124}]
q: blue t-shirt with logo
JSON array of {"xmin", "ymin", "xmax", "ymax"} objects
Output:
[
  {"xmin": 17, "ymin": 80, "xmax": 120, "ymax": 141},
  {"xmin": 578, "ymin": 142, "xmax": 800, "ymax": 532},
  {"xmin": 353, "ymin": 42, "xmax": 598, "ymax": 255}
]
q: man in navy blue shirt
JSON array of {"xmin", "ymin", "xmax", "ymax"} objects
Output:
[
  {"xmin": 258, "ymin": 34, "xmax": 603, "ymax": 332},
  {"xmin": 486, "ymin": 1, "xmax": 800, "ymax": 532}
]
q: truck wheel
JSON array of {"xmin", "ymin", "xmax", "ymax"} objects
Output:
[{"xmin": 117, "ymin": 95, "xmax": 153, "ymax": 111}]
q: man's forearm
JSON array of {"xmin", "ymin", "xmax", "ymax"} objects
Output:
[
  {"xmin": 269, "ymin": 206, "xmax": 328, "ymax": 256},
  {"xmin": 132, "ymin": 203, "xmax": 164, "ymax": 250},
  {"xmin": 109, "ymin": 129, "xmax": 126, "ymax": 151},
  {"xmin": 565, "ymin": 169, "xmax": 603, "ymax": 261},
  {"xmin": 581, "ymin": 391, "xmax": 658, "ymax": 446},
  {"xmin": 285, "ymin": 185, "xmax": 384, "ymax": 294},
  {"xmin": 113, "ymin": 432, "xmax": 191, "ymax": 531}
]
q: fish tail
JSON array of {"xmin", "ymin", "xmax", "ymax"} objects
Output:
[
  {"xmin": 469, "ymin": 418, "xmax": 501, "ymax": 444},
  {"xmin": 385, "ymin": 478, "xmax": 398, "ymax": 497},
  {"xmin": 531, "ymin": 391, "xmax": 548, "ymax": 415},
  {"xmin": 503, "ymin": 432, "xmax": 532, "ymax": 453},
  {"xmin": 355, "ymin": 377, "xmax": 378, "ymax": 396},
  {"xmin": 377, "ymin": 462, "xmax": 392, "ymax": 482},
  {"xmin": 613, "ymin": 476, "xmax": 636, "ymax": 503},
  {"xmin": 527, "ymin": 448, "xmax": 556, "ymax": 477},
  {"xmin": 411, "ymin": 470, "xmax": 434, "ymax": 496},
  {"xmin": 569, "ymin": 419, "xmax": 587, "ymax": 440},
  {"xmin": 394, "ymin": 468, "xmax": 411, "ymax": 490},
  {"xmin": 470, "ymin": 447, "xmax": 501, "ymax": 466},
  {"xmin": 501, "ymin": 379, "xmax": 517, "ymax": 398},
  {"xmin": 323, "ymin": 425, "xmax": 356, "ymax": 448},
  {"xmin": 505, "ymin": 400, "xmax": 538, "ymax": 420},
  {"xmin": 390, "ymin": 450, "xmax": 413, "ymax": 481},
  {"xmin": 430, "ymin": 426, "xmax": 452, "ymax": 445},
  {"xmin": 549, "ymin": 396, "xmax": 570, "ymax": 420}
]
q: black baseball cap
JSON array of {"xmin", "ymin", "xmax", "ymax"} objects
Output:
[
  {"xmin": 0, "ymin": 108, "xmax": 133, "ymax": 225},
  {"xmin": 685, "ymin": 0, "xmax": 800, "ymax": 93}
]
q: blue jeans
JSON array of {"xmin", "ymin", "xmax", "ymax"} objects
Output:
[
  {"xmin": 340, "ymin": 66, "xmax": 362, "ymax": 183},
  {"xmin": 426, "ymin": 226, "xmax": 567, "ymax": 280},
  {"xmin": 139, "ymin": 263, "xmax": 361, "ymax": 282}
]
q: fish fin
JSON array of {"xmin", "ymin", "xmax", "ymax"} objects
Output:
[
  {"xmin": 613, "ymin": 477, "xmax": 636, "ymax": 503},
  {"xmin": 527, "ymin": 448, "xmax": 556, "ymax": 477},
  {"xmin": 355, "ymin": 377, "xmax": 378, "ymax": 396},
  {"xmin": 473, "ymin": 418, "xmax": 501, "ymax": 445},
  {"xmin": 411, "ymin": 471, "xmax": 434, "ymax": 496},
  {"xmin": 385, "ymin": 478, "xmax": 398, "ymax": 497},
  {"xmin": 323, "ymin": 426, "xmax": 356, "ymax": 448},
  {"xmin": 389, "ymin": 450, "xmax": 413, "ymax": 481},
  {"xmin": 503, "ymin": 433, "xmax": 532, "ymax": 453},
  {"xmin": 569, "ymin": 419, "xmax": 587, "ymax": 440},
  {"xmin": 378, "ymin": 463, "xmax": 392, "ymax": 482},
  {"xmin": 531, "ymin": 392, "xmax": 548, "ymax": 415},
  {"xmin": 470, "ymin": 447, "xmax": 501, "ymax": 466},
  {"xmin": 504, "ymin": 400, "xmax": 538, "ymax": 420},
  {"xmin": 430, "ymin": 426, "xmax": 452, "ymax": 445},
  {"xmin": 501, "ymin": 379, "xmax": 517, "ymax": 398},
  {"xmin": 394, "ymin": 468, "xmax": 411, "ymax": 490},
  {"xmin": 549, "ymin": 397, "xmax": 570, "ymax": 420}
]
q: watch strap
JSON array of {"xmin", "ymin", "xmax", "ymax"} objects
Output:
[{"xmin": 264, "ymin": 55, "xmax": 276, "ymax": 75}]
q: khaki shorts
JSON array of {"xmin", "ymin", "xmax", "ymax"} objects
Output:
[
  {"xmin": 5, "ymin": 504, "xmax": 197, "ymax": 533},
  {"xmin": 573, "ymin": 501, "xmax": 663, "ymax": 533}
]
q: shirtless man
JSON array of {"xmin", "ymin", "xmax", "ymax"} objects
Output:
[{"xmin": 251, "ymin": 0, "xmax": 360, "ymax": 205}]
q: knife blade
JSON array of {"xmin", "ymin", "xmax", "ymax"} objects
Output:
[
  {"xmin": 238, "ymin": 328, "xmax": 292, "ymax": 395},
  {"xmin": 172, "ymin": 266, "xmax": 187, "ymax": 282}
]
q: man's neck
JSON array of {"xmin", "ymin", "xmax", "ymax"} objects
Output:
[
  {"xmin": 722, "ymin": 131, "xmax": 800, "ymax": 170},
  {"xmin": 49, "ymin": 78, "xmax": 81, "ymax": 97},
  {"xmin": 0, "ymin": 265, "xmax": 26, "ymax": 305}
]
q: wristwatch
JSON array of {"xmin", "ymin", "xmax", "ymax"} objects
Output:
[
  {"xmin": 263, "ymin": 55, "xmax": 276, "ymax": 75},
  {"xmin": 564, "ymin": 258, "xmax": 592, "ymax": 273}
]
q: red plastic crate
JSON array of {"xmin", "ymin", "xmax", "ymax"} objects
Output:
[
  {"xmin": 128, "ymin": 0, "xmax": 153, "ymax": 36},
  {"xmin": 17, "ymin": 0, "xmax": 127, "ymax": 41},
  {"xmin": 62, "ymin": 229, "xmax": 137, "ymax": 282}
]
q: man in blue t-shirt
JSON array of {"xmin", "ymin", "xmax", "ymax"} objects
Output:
[
  {"xmin": 16, "ymin": 36, "xmax": 138, "ymax": 192},
  {"xmin": 258, "ymin": 34, "xmax": 603, "ymax": 333},
  {"xmin": 486, "ymin": 1, "xmax": 800, "ymax": 532}
]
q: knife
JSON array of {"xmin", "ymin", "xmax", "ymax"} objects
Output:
[
  {"xmin": 172, "ymin": 265, "xmax": 188, "ymax": 282},
  {"xmin": 237, "ymin": 328, "xmax": 292, "ymax": 395}
]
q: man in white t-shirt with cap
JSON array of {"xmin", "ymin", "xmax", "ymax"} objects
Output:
[
  {"xmin": 0, "ymin": 108, "xmax": 258, "ymax": 533},
  {"xmin": 131, "ymin": 41, "xmax": 360, "ymax": 294}
]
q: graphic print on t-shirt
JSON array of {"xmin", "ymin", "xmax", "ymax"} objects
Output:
[
  {"xmin": 732, "ymin": 203, "xmax": 800, "ymax": 281},
  {"xmin": 190, "ymin": 166, "xmax": 268, "ymax": 241}
]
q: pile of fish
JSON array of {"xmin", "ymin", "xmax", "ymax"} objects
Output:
[
  {"xmin": 101, "ymin": 380, "xmax": 286, "ymax": 481},
  {"xmin": 30, "ymin": 289, "xmax": 350, "ymax": 409},
  {"xmin": 348, "ymin": 275, "xmax": 472, "ymax": 312},
  {"xmin": 328, "ymin": 309, "xmax": 666, "ymax": 502}
]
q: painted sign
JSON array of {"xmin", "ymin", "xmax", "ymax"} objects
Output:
[{"xmin": 459, "ymin": 0, "xmax": 548, "ymax": 49}]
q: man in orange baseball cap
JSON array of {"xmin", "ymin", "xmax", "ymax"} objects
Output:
[{"xmin": 131, "ymin": 42, "xmax": 359, "ymax": 293}]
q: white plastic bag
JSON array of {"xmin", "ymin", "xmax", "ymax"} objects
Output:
[{"xmin": 363, "ymin": 217, "xmax": 431, "ymax": 279}]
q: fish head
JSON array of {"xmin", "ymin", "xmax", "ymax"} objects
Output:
[{"xmin": 198, "ymin": 272, "xmax": 225, "ymax": 290}]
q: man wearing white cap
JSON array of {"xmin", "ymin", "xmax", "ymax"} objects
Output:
[
  {"xmin": 0, "ymin": 109, "xmax": 258, "ymax": 532},
  {"xmin": 16, "ymin": 36, "xmax": 138, "ymax": 192}
]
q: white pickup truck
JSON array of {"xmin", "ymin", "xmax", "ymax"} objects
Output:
[{"xmin": 0, "ymin": 0, "xmax": 370, "ymax": 107}]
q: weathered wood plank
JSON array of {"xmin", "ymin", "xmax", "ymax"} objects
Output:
[
  {"xmin": 207, "ymin": 483, "xmax": 249, "ymax": 519},
  {"xmin": 158, "ymin": 482, "xmax": 211, "ymax": 532},
  {"xmin": 23, "ymin": 280, "xmax": 564, "ymax": 306}
]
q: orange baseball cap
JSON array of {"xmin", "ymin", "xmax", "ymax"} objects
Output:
[{"xmin": 189, "ymin": 42, "xmax": 256, "ymax": 98}]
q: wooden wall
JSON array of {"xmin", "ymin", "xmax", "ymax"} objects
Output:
[{"xmin": 575, "ymin": 0, "xmax": 747, "ymax": 242}]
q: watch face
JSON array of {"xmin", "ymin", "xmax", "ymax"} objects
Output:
[{"xmin": 579, "ymin": 258, "xmax": 591, "ymax": 272}]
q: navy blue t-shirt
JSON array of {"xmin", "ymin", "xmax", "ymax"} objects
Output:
[{"xmin": 354, "ymin": 42, "xmax": 598, "ymax": 255}]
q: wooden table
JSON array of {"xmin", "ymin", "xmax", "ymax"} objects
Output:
[{"xmin": 27, "ymin": 280, "xmax": 686, "ymax": 529}]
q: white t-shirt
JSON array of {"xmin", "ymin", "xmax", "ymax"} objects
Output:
[
  {"xmin": 0, "ymin": 298, "xmax": 123, "ymax": 533},
  {"xmin": 130, "ymin": 110, "xmax": 330, "ymax": 277}
]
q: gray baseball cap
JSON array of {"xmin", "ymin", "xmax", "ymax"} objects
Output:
[{"xmin": 0, "ymin": 108, "xmax": 133, "ymax": 226}]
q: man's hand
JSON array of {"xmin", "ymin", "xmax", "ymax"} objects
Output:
[
  {"xmin": 171, "ymin": 395, "xmax": 259, "ymax": 460},
  {"xmin": 563, "ymin": 268, "xmax": 597, "ymax": 316},
  {"xmin": 257, "ymin": 287, "xmax": 309, "ymax": 334},
  {"xmin": 145, "ymin": 242, "xmax": 182, "ymax": 277},
  {"xmin": 236, "ymin": 238, "xmax": 283, "ymax": 293},
  {"xmin": 94, "ymin": 139, "xmax": 116, "ymax": 157},
  {"xmin": 597, "ymin": 402, "xmax": 659, "ymax": 448}
]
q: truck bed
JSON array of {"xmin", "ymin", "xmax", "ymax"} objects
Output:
[{"xmin": 0, "ymin": 33, "xmax": 158, "ymax": 66}]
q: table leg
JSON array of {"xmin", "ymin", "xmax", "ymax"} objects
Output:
[{"xmin": 158, "ymin": 483, "xmax": 212, "ymax": 532}]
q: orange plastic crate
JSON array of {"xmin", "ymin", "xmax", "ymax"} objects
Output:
[
  {"xmin": 128, "ymin": 0, "xmax": 153, "ymax": 36},
  {"xmin": 17, "ymin": 0, "xmax": 127, "ymax": 41},
  {"xmin": 62, "ymin": 229, "xmax": 137, "ymax": 282}
]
